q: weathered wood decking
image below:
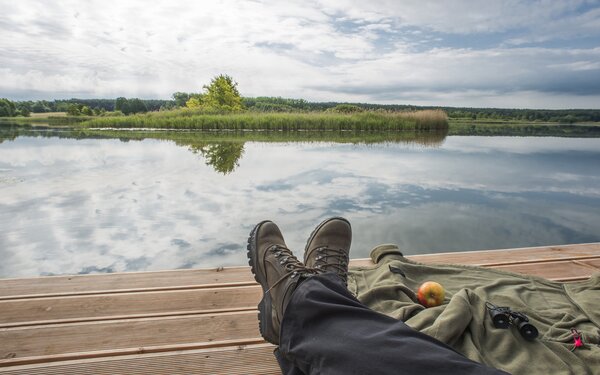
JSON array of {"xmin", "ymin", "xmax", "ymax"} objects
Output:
[{"xmin": 1, "ymin": 243, "xmax": 599, "ymax": 374}]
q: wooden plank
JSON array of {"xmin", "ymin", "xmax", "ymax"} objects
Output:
[
  {"xmin": 3, "ymin": 261, "xmax": 594, "ymax": 329},
  {"xmin": 0, "ymin": 267, "xmax": 255, "ymax": 300},
  {"xmin": 2, "ymin": 245, "xmax": 598, "ymax": 326},
  {"xmin": 492, "ymin": 260, "xmax": 596, "ymax": 281},
  {"xmin": 0, "ymin": 246, "xmax": 597, "ymax": 371},
  {"xmin": 2, "ymin": 251, "xmax": 597, "ymax": 374},
  {"xmin": 2, "ymin": 243, "xmax": 598, "ymax": 299},
  {"xmin": 0, "ymin": 286, "xmax": 261, "ymax": 327},
  {"xmin": 1, "ymin": 260, "xmax": 593, "ymax": 360},
  {"xmin": 576, "ymin": 258, "xmax": 600, "ymax": 270},
  {"xmin": 0, "ymin": 344, "xmax": 280, "ymax": 375},
  {"xmin": 0, "ymin": 338, "xmax": 266, "ymax": 368},
  {"xmin": 0, "ymin": 311, "xmax": 261, "ymax": 361},
  {"xmin": 3, "ymin": 258, "xmax": 594, "ymax": 328},
  {"xmin": 407, "ymin": 243, "xmax": 600, "ymax": 267},
  {"xmin": 351, "ymin": 243, "xmax": 600, "ymax": 267}
]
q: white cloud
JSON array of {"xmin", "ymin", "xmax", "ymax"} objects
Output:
[
  {"xmin": 0, "ymin": 0, "xmax": 599, "ymax": 107},
  {"xmin": 317, "ymin": 0, "xmax": 597, "ymax": 34},
  {"xmin": 548, "ymin": 61, "xmax": 600, "ymax": 71}
]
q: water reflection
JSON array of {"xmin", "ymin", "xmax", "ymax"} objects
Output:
[
  {"xmin": 190, "ymin": 143, "xmax": 245, "ymax": 174},
  {"xmin": 1, "ymin": 125, "xmax": 599, "ymax": 278},
  {"xmin": 0, "ymin": 124, "xmax": 449, "ymax": 174}
]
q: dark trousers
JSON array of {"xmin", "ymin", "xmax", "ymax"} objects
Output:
[{"xmin": 275, "ymin": 273, "xmax": 510, "ymax": 375}]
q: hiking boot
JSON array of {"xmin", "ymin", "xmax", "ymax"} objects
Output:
[
  {"xmin": 247, "ymin": 220, "xmax": 317, "ymax": 345},
  {"xmin": 304, "ymin": 217, "xmax": 352, "ymax": 284}
]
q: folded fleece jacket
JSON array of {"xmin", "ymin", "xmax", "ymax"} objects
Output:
[{"xmin": 347, "ymin": 244, "xmax": 600, "ymax": 375}]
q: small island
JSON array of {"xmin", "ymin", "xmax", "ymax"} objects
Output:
[{"xmin": 2, "ymin": 75, "xmax": 600, "ymax": 136}]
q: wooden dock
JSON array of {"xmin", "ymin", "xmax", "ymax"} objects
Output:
[{"xmin": 1, "ymin": 243, "xmax": 599, "ymax": 374}]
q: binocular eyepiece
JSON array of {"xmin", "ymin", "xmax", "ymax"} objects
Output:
[
  {"xmin": 511, "ymin": 311, "xmax": 539, "ymax": 341},
  {"xmin": 485, "ymin": 302, "xmax": 539, "ymax": 341},
  {"xmin": 488, "ymin": 304, "xmax": 511, "ymax": 328}
]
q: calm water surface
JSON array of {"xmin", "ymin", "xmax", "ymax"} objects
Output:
[{"xmin": 1, "ymin": 130, "xmax": 599, "ymax": 278}]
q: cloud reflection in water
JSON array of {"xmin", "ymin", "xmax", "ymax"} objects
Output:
[{"xmin": 0, "ymin": 134, "xmax": 599, "ymax": 278}]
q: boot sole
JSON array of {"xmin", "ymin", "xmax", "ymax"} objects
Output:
[{"xmin": 246, "ymin": 221, "xmax": 278, "ymax": 344}]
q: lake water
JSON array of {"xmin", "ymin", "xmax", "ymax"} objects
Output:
[{"xmin": 1, "ymin": 127, "xmax": 599, "ymax": 278}]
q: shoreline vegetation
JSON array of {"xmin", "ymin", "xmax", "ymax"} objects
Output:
[
  {"xmin": 79, "ymin": 109, "xmax": 449, "ymax": 131},
  {"xmin": 2, "ymin": 97, "xmax": 600, "ymax": 124},
  {"xmin": 2, "ymin": 105, "xmax": 600, "ymax": 132},
  {"xmin": 2, "ymin": 115, "xmax": 600, "ymax": 138}
]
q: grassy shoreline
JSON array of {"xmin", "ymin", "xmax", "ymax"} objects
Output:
[
  {"xmin": 78, "ymin": 110, "xmax": 448, "ymax": 131},
  {"xmin": 0, "ymin": 115, "xmax": 90, "ymax": 125},
  {"xmin": 5, "ymin": 110, "xmax": 600, "ymax": 131},
  {"xmin": 3, "ymin": 111, "xmax": 600, "ymax": 139}
]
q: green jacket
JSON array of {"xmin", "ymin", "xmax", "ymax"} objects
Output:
[{"xmin": 347, "ymin": 245, "xmax": 600, "ymax": 375}]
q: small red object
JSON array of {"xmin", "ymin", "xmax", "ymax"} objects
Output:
[{"xmin": 570, "ymin": 328, "xmax": 585, "ymax": 351}]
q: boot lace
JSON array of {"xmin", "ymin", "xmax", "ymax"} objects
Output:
[
  {"xmin": 313, "ymin": 246, "xmax": 348, "ymax": 276},
  {"xmin": 266, "ymin": 245, "xmax": 318, "ymax": 293}
]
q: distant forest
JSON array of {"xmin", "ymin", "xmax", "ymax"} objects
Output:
[
  {"xmin": 243, "ymin": 97, "xmax": 600, "ymax": 123},
  {"xmin": 2, "ymin": 96, "xmax": 600, "ymax": 123}
]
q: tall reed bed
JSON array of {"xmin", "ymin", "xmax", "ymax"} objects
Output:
[
  {"xmin": 402, "ymin": 109, "xmax": 448, "ymax": 129},
  {"xmin": 82, "ymin": 110, "xmax": 448, "ymax": 131}
]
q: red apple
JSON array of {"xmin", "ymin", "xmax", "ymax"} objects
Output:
[{"xmin": 417, "ymin": 281, "xmax": 445, "ymax": 307}]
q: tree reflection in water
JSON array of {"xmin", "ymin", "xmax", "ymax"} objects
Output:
[
  {"xmin": 190, "ymin": 143, "xmax": 245, "ymax": 174},
  {"xmin": 0, "ymin": 124, "xmax": 458, "ymax": 174}
]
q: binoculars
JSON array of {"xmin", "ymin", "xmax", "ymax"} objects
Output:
[{"xmin": 485, "ymin": 302, "xmax": 539, "ymax": 341}]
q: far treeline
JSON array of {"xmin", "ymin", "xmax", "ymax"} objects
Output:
[
  {"xmin": 2, "ymin": 96, "xmax": 600, "ymax": 124},
  {"xmin": 0, "ymin": 97, "xmax": 169, "ymax": 117}
]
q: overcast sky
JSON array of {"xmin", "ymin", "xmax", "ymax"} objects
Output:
[{"xmin": 1, "ymin": 0, "xmax": 599, "ymax": 108}]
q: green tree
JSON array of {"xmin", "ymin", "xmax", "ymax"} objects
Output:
[
  {"xmin": 115, "ymin": 97, "xmax": 147, "ymax": 115},
  {"xmin": 172, "ymin": 92, "xmax": 191, "ymax": 107},
  {"xmin": 328, "ymin": 104, "xmax": 364, "ymax": 113},
  {"xmin": 560, "ymin": 115, "xmax": 577, "ymax": 124},
  {"xmin": 81, "ymin": 106, "xmax": 93, "ymax": 116},
  {"xmin": 17, "ymin": 107, "xmax": 31, "ymax": 117},
  {"xmin": 16, "ymin": 102, "xmax": 31, "ymax": 117},
  {"xmin": 0, "ymin": 98, "xmax": 17, "ymax": 117},
  {"xmin": 92, "ymin": 107, "xmax": 107, "ymax": 116},
  {"xmin": 31, "ymin": 101, "xmax": 50, "ymax": 113},
  {"xmin": 115, "ymin": 97, "xmax": 130, "ymax": 115},
  {"xmin": 67, "ymin": 104, "xmax": 80, "ymax": 116},
  {"xmin": 185, "ymin": 94, "xmax": 204, "ymax": 108},
  {"xmin": 55, "ymin": 102, "xmax": 71, "ymax": 112},
  {"xmin": 186, "ymin": 75, "xmax": 244, "ymax": 111},
  {"xmin": 129, "ymin": 98, "xmax": 148, "ymax": 114}
]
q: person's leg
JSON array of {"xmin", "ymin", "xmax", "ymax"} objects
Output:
[
  {"xmin": 247, "ymin": 218, "xmax": 352, "ymax": 375},
  {"xmin": 273, "ymin": 348, "xmax": 306, "ymax": 375},
  {"xmin": 247, "ymin": 219, "xmax": 509, "ymax": 374},
  {"xmin": 246, "ymin": 220, "xmax": 318, "ymax": 345},
  {"xmin": 277, "ymin": 272, "xmax": 510, "ymax": 375}
]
